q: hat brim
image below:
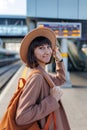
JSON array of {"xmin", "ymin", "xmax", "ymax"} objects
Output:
[{"xmin": 20, "ymin": 27, "xmax": 56, "ymax": 64}]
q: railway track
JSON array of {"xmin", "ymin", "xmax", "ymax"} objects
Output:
[{"xmin": 0, "ymin": 61, "xmax": 22, "ymax": 92}]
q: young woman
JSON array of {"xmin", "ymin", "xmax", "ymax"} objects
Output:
[{"xmin": 15, "ymin": 27, "xmax": 71, "ymax": 130}]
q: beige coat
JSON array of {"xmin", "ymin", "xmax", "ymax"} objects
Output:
[{"xmin": 16, "ymin": 62, "xmax": 71, "ymax": 130}]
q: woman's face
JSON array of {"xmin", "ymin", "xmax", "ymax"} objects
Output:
[{"xmin": 34, "ymin": 44, "xmax": 52, "ymax": 68}]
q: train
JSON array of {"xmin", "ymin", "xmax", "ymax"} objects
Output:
[{"xmin": 0, "ymin": 48, "xmax": 20, "ymax": 67}]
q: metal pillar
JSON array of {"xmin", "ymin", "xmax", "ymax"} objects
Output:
[{"xmin": 61, "ymin": 38, "xmax": 72, "ymax": 87}]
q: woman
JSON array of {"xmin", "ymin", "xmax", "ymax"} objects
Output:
[{"xmin": 15, "ymin": 27, "xmax": 71, "ymax": 130}]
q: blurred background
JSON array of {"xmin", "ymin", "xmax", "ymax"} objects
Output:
[
  {"xmin": 0, "ymin": 1, "xmax": 87, "ymax": 130},
  {"xmin": 0, "ymin": 0, "xmax": 87, "ymax": 72}
]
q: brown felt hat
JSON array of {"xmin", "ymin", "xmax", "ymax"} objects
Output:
[{"xmin": 20, "ymin": 27, "xmax": 56, "ymax": 64}]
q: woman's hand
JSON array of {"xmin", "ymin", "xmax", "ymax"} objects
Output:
[
  {"xmin": 53, "ymin": 47, "xmax": 63, "ymax": 62},
  {"xmin": 50, "ymin": 86, "xmax": 63, "ymax": 101}
]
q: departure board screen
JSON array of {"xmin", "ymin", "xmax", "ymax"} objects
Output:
[{"xmin": 37, "ymin": 22, "xmax": 81, "ymax": 38}]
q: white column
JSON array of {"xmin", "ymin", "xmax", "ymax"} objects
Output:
[
  {"xmin": 61, "ymin": 38, "xmax": 72, "ymax": 87},
  {"xmin": 45, "ymin": 63, "xmax": 52, "ymax": 72}
]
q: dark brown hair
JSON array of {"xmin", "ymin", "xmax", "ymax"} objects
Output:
[{"xmin": 26, "ymin": 36, "xmax": 52, "ymax": 68}]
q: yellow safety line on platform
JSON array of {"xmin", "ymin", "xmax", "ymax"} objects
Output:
[
  {"xmin": 61, "ymin": 53, "xmax": 68, "ymax": 57},
  {"xmin": 19, "ymin": 66, "xmax": 28, "ymax": 88},
  {"xmin": 21, "ymin": 66, "xmax": 28, "ymax": 78}
]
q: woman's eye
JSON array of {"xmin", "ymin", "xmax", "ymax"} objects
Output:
[
  {"xmin": 38, "ymin": 45, "xmax": 51, "ymax": 50},
  {"xmin": 39, "ymin": 46, "xmax": 44, "ymax": 49}
]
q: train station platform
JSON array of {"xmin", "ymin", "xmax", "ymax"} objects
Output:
[{"xmin": 0, "ymin": 65, "xmax": 87, "ymax": 130}]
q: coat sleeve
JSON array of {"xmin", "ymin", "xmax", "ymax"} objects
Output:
[
  {"xmin": 15, "ymin": 74, "xmax": 59, "ymax": 125},
  {"xmin": 49, "ymin": 61, "xmax": 66, "ymax": 86}
]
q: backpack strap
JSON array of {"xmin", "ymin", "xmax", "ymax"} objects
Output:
[
  {"xmin": 44, "ymin": 112, "xmax": 57, "ymax": 130},
  {"xmin": 30, "ymin": 68, "xmax": 55, "ymax": 88}
]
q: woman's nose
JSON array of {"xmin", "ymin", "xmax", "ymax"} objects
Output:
[
  {"xmin": 44, "ymin": 47, "xmax": 51, "ymax": 54},
  {"xmin": 45, "ymin": 47, "xmax": 49, "ymax": 52}
]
